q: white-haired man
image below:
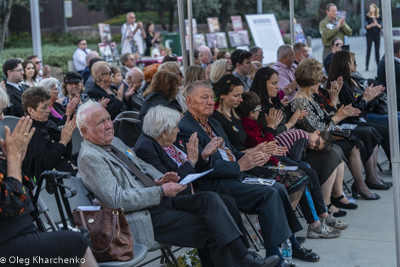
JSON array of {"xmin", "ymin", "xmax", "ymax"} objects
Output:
[
  {"xmin": 76, "ymin": 100, "xmax": 279, "ymax": 267},
  {"xmin": 273, "ymin": 45, "xmax": 298, "ymax": 101},
  {"xmin": 121, "ymin": 12, "xmax": 146, "ymax": 55},
  {"xmin": 123, "ymin": 67, "xmax": 145, "ymax": 111}
]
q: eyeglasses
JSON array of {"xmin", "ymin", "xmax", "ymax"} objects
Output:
[
  {"xmin": 334, "ymin": 43, "xmax": 343, "ymax": 47},
  {"xmin": 102, "ymin": 71, "xmax": 113, "ymax": 76},
  {"xmin": 34, "ymin": 61, "xmax": 42, "ymax": 65},
  {"xmin": 12, "ymin": 68, "xmax": 24, "ymax": 73},
  {"xmin": 253, "ymin": 105, "xmax": 262, "ymax": 112}
]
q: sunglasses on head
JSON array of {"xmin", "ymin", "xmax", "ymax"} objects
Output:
[{"xmin": 253, "ymin": 105, "xmax": 262, "ymax": 112}]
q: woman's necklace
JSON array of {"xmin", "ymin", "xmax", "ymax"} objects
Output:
[{"xmin": 299, "ymin": 89, "xmax": 314, "ymax": 102}]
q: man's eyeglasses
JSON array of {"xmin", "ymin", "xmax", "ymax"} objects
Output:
[
  {"xmin": 102, "ymin": 71, "xmax": 113, "ymax": 76},
  {"xmin": 34, "ymin": 61, "xmax": 42, "ymax": 65},
  {"xmin": 253, "ymin": 105, "xmax": 262, "ymax": 112},
  {"xmin": 12, "ymin": 69, "xmax": 24, "ymax": 73}
]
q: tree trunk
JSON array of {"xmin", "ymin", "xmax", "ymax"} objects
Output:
[
  {"xmin": 168, "ymin": 4, "xmax": 175, "ymax": 32},
  {"xmin": 0, "ymin": 0, "xmax": 13, "ymax": 53},
  {"xmin": 158, "ymin": 10, "xmax": 167, "ymax": 31}
]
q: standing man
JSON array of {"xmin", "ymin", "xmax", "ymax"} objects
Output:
[
  {"xmin": 2, "ymin": 58, "xmax": 25, "ymax": 117},
  {"xmin": 250, "ymin": 46, "xmax": 264, "ymax": 63},
  {"xmin": 121, "ymin": 12, "xmax": 146, "ymax": 55},
  {"xmin": 73, "ymin": 39, "xmax": 91, "ymax": 73},
  {"xmin": 120, "ymin": 53, "xmax": 136, "ymax": 78},
  {"xmin": 231, "ymin": 49, "xmax": 253, "ymax": 91},
  {"xmin": 319, "ymin": 3, "xmax": 352, "ymax": 61}
]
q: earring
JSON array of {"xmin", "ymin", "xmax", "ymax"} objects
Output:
[{"xmin": 311, "ymin": 86, "xmax": 313, "ymax": 90}]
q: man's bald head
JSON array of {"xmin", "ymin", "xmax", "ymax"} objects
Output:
[
  {"xmin": 86, "ymin": 51, "xmax": 100, "ymax": 66},
  {"xmin": 126, "ymin": 67, "xmax": 145, "ymax": 90}
]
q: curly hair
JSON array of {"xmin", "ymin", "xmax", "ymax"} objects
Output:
[
  {"xmin": 21, "ymin": 86, "xmax": 51, "ymax": 115},
  {"xmin": 143, "ymin": 70, "xmax": 179, "ymax": 100}
]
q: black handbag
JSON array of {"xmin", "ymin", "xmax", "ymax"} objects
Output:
[
  {"xmin": 369, "ymin": 93, "xmax": 388, "ymax": 115},
  {"xmin": 330, "ymin": 129, "xmax": 351, "ymax": 140}
]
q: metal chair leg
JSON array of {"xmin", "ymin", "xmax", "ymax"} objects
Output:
[
  {"xmin": 165, "ymin": 245, "xmax": 179, "ymax": 266},
  {"xmin": 377, "ymin": 162, "xmax": 383, "ymax": 172},
  {"xmin": 244, "ymin": 214, "xmax": 265, "ymax": 249},
  {"xmin": 242, "ymin": 218, "xmax": 260, "ymax": 251},
  {"xmin": 295, "ymin": 204, "xmax": 304, "ymax": 218},
  {"xmin": 343, "ymin": 180, "xmax": 351, "ymax": 194}
]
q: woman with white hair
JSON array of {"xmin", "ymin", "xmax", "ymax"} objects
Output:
[
  {"xmin": 210, "ymin": 59, "xmax": 233, "ymax": 85},
  {"xmin": 0, "ymin": 88, "xmax": 98, "ymax": 266},
  {"xmin": 39, "ymin": 78, "xmax": 79, "ymax": 125}
]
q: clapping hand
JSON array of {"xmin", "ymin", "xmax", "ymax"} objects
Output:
[
  {"xmin": 65, "ymin": 94, "xmax": 80, "ymax": 116},
  {"xmin": 202, "ymin": 137, "xmax": 220, "ymax": 160},
  {"xmin": 99, "ymin": 97, "xmax": 110, "ymax": 108},
  {"xmin": 186, "ymin": 132, "xmax": 199, "ymax": 164},
  {"xmin": 60, "ymin": 115, "xmax": 76, "ymax": 146},
  {"xmin": 155, "ymin": 172, "xmax": 180, "ymax": 185},
  {"xmin": 125, "ymin": 82, "xmax": 136, "ymax": 101},
  {"xmin": 265, "ymin": 108, "xmax": 283, "ymax": 129}
]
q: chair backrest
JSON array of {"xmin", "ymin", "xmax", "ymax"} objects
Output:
[
  {"xmin": 115, "ymin": 111, "xmax": 140, "ymax": 121},
  {"xmin": 0, "ymin": 116, "xmax": 20, "ymax": 140},
  {"xmin": 113, "ymin": 118, "xmax": 142, "ymax": 148},
  {"xmin": 71, "ymin": 128, "xmax": 83, "ymax": 157}
]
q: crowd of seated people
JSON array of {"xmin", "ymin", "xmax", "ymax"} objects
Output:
[{"xmin": 1, "ymin": 37, "xmax": 397, "ymax": 267}]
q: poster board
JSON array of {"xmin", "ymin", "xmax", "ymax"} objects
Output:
[
  {"xmin": 228, "ymin": 30, "xmax": 250, "ymax": 47},
  {"xmin": 294, "ymin": 23, "xmax": 306, "ymax": 44},
  {"xmin": 231, "ymin": 16, "xmax": 243, "ymax": 31},
  {"xmin": 245, "ymin": 14, "xmax": 284, "ymax": 64},
  {"xmin": 98, "ymin": 43, "xmax": 113, "ymax": 62},
  {"xmin": 207, "ymin": 17, "xmax": 220, "ymax": 33},
  {"xmin": 98, "ymin": 23, "xmax": 112, "ymax": 43},
  {"xmin": 185, "ymin": 19, "xmax": 198, "ymax": 35},
  {"xmin": 206, "ymin": 32, "xmax": 228, "ymax": 49},
  {"xmin": 109, "ymin": 42, "xmax": 120, "ymax": 61},
  {"xmin": 185, "ymin": 34, "xmax": 206, "ymax": 50}
]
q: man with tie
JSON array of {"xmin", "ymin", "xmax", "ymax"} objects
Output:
[
  {"xmin": 2, "ymin": 58, "xmax": 25, "ymax": 117},
  {"xmin": 73, "ymin": 39, "xmax": 91, "ymax": 73},
  {"xmin": 76, "ymin": 100, "xmax": 279, "ymax": 267},
  {"xmin": 232, "ymin": 49, "xmax": 253, "ymax": 91}
]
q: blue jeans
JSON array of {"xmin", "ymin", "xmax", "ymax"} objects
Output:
[{"xmin": 367, "ymin": 112, "xmax": 400, "ymax": 139}]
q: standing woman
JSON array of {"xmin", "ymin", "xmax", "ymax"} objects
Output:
[
  {"xmin": 365, "ymin": 3, "xmax": 382, "ymax": 71},
  {"xmin": 20, "ymin": 61, "xmax": 39, "ymax": 90},
  {"xmin": 144, "ymin": 22, "xmax": 161, "ymax": 56}
]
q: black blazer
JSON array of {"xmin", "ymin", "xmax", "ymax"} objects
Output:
[
  {"xmin": 377, "ymin": 55, "xmax": 400, "ymax": 110},
  {"xmin": 123, "ymin": 83, "xmax": 144, "ymax": 112},
  {"xmin": 85, "ymin": 82, "xmax": 131, "ymax": 120},
  {"xmin": 178, "ymin": 111, "xmax": 245, "ymax": 181},
  {"xmin": 5, "ymin": 83, "xmax": 24, "ymax": 117}
]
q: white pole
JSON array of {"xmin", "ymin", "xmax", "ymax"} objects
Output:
[
  {"xmin": 30, "ymin": 0, "xmax": 42, "ymax": 60},
  {"xmin": 289, "ymin": 0, "xmax": 295, "ymax": 45},
  {"xmin": 257, "ymin": 0, "xmax": 262, "ymax": 14},
  {"xmin": 177, "ymin": 0, "xmax": 188, "ymax": 74},
  {"xmin": 360, "ymin": 0, "xmax": 366, "ymax": 36},
  {"xmin": 187, "ymin": 0, "xmax": 194, "ymax": 66},
  {"xmin": 382, "ymin": 1, "xmax": 400, "ymax": 266}
]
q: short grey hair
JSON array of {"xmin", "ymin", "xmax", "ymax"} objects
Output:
[
  {"xmin": 210, "ymin": 59, "xmax": 228, "ymax": 83},
  {"xmin": 142, "ymin": 105, "xmax": 181, "ymax": 139},
  {"xmin": 39, "ymin": 78, "xmax": 59, "ymax": 92},
  {"xmin": 250, "ymin": 46, "xmax": 261, "ymax": 54},
  {"xmin": 0, "ymin": 87, "xmax": 10, "ymax": 111},
  {"xmin": 76, "ymin": 100, "xmax": 103, "ymax": 136},
  {"xmin": 277, "ymin": 44, "xmax": 293, "ymax": 60},
  {"xmin": 326, "ymin": 3, "xmax": 336, "ymax": 11},
  {"xmin": 185, "ymin": 80, "xmax": 213, "ymax": 96},
  {"xmin": 293, "ymin": 42, "xmax": 306, "ymax": 53}
]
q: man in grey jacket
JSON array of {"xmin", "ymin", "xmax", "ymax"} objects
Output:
[{"xmin": 76, "ymin": 100, "xmax": 279, "ymax": 267}]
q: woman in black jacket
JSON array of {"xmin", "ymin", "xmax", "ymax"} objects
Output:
[{"xmin": 365, "ymin": 3, "xmax": 382, "ymax": 71}]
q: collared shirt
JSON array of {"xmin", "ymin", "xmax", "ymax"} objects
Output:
[
  {"xmin": 273, "ymin": 60, "xmax": 297, "ymax": 101},
  {"xmin": 72, "ymin": 48, "xmax": 91, "ymax": 71},
  {"xmin": 6, "ymin": 82, "xmax": 23, "ymax": 92},
  {"xmin": 233, "ymin": 71, "xmax": 253, "ymax": 92}
]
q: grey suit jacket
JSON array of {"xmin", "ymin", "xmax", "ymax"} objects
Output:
[{"xmin": 78, "ymin": 137, "xmax": 163, "ymax": 249}]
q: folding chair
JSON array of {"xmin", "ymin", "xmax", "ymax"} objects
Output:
[
  {"xmin": 0, "ymin": 116, "xmax": 20, "ymax": 139},
  {"xmin": 113, "ymin": 118, "xmax": 143, "ymax": 148},
  {"xmin": 115, "ymin": 111, "xmax": 140, "ymax": 121},
  {"xmin": 34, "ymin": 171, "xmax": 148, "ymax": 266}
]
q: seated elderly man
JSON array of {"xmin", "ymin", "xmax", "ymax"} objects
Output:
[
  {"xmin": 178, "ymin": 80, "xmax": 315, "ymax": 267},
  {"xmin": 273, "ymin": 45, "xmax": 298, "ymax": 101},
  {"xmin": 123, "ymin": 67, "xmax": 145, "ymax": 111},
  {"xmin": 76, "ymin": 100, "xmax": 279, "ymax": 267}
]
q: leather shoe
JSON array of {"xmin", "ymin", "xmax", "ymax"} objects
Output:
[
  {"xmin": 293, "ymin": 245, "xmax": 320, "ymax": 262},
  {"xmin": 365, "ymin": 180, "xmax": 391, "ymax": 190},
  {"xmin": 237, "ymin": 253, "xmax": 279, "ymax": 267},
  {"xmin": 331, "ymin": 195, "xmax": 358, "ymax": 209}
]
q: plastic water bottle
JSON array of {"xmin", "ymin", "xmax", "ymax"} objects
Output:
[{"xmin": 281, "ymin": 239, "xmax": 292, "ymax": 263}]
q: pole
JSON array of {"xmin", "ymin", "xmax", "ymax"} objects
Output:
[
  {"xmin": 382, "ymin": 1, "xmax": 400, "ymax": 266},
  {"xmin": 289, "ymin": 0, "xmax": 295, "ymax": 45},
  {"xmin": 61, "ymin": 0, "xmax": 68, "ymax": 33},
  {"xmin": 30, "ymin": 0, "xmax": 42, "ymax": 61},
  {"xmin": 257, "ymin": 0, "xmax": 262, "ymax": 14},
  {"xmin": 360, "ymin": 0, "xmax": 366, "ymax": 36},
  {"xmin": 187, "ymin": 0, "xmax": 194, "ymax": 66},
  {"xmin": 177, "ymin": 0, "xmax": 188, "ymax": 74}
]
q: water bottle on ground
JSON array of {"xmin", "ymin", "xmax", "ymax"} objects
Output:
[{"xmin": 281, "ymin": 239, "xmax": 292, "ymax": 263}]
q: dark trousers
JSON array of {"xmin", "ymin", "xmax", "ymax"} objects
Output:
[
  {"xmin": 150, "ymin": 191, "xmax": 244, "ymax": 267},
  {"xmin": 366, "ymin": 33, "xmax": 380, "ymax": 68},
  {"xmin": 196, "ymin": 177, "xmax": 302, "ymax": 249}
]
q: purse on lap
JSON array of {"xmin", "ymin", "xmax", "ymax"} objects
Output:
[{"xmin": 72, "ymin": 199, "xmax": 134, "ymax": 262}]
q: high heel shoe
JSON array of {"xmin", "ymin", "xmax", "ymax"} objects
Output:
[
  {"xmin": 351, "ymin": 183, "xmax": 381, "ymax": 200},
  {"xmin": 331, "ymin": 195, "xmax": 358, "ymax": 209},
  {"xmin": 365, "ymin": 180, "xmax": 391, "ymax": 190},
  {"xmin": 380, "ymin": 179, "xmax": 393, "ymax": 187}
]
